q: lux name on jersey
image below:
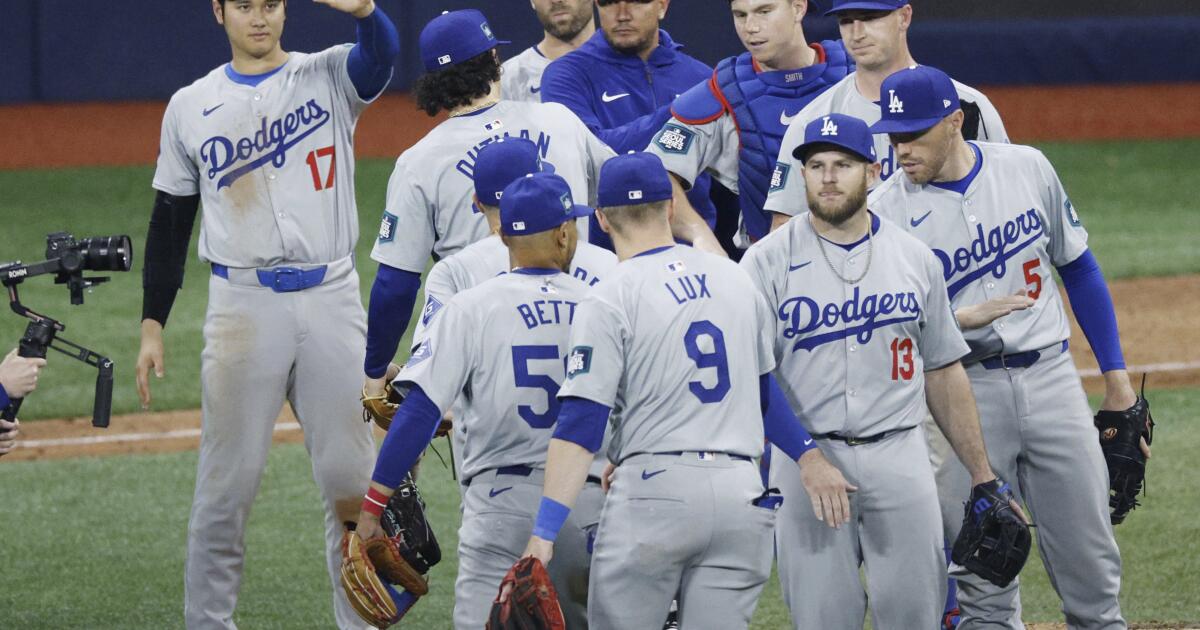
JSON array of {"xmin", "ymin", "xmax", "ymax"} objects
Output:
[
  {"xmin": 664, "ymin": 274, "xmax": 711, "ymax": 305},
  {"xmin": 455, "ymin": 131, "xmax": 552, "ymax": 180},
  {"xmin": 201, "ymin": 99, "xmax": 331, "ymax": 188},
  {"xmin": 780, "ymin": 286, "xmax": 921, "ymax": 352},
  {"xmin": 517, "ymin": 299, "xmax": 578, "ymax": 330},
  {"xmin": 934, "ymin": 207, "xmax": 1044, "ymax": 299}
]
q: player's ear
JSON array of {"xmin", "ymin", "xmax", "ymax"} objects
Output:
[
  {"xmin": 212, "ymin": 0, "xmax": 225, "ymax": 25},
  {"xmin": 897, "ymin": 4, "xmax": 913, "ymax": 30},
  {"xmin": 658, "ymin": 0, "xmax": 670, "ymax": 20},
  {"xmin": 664, "ymin": 198, "xmax": 676, "ymax": 224},
  {"xmin": 595, "ymin": 209, "xmax": 613, "ymax": 235},
  {"xmin": 794, "ymin": 0, "xmax": 808, "ymax": 23},
  {"xmin": 947, "ymin": 110, "xmax": 965, "ymax": 139},
  {"xmin": 867, "ymin": 161, "xmax": 882, "ymax": 188}
]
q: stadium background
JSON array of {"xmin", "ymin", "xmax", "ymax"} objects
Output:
[{"xmin": 1, "ymin": 1, "xmax": 1197, "ymax": 627}]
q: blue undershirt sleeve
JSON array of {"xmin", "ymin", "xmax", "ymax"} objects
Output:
[
  {"xmin": 371, "ymin": 385, "xmax": 443, "ymax": 488},
  {"xmin": 551, "ymin": 397, "xmax": 610, "ymax": 453},
  {"xmin": 760, "ymin": 373, "xmax": 816, "ymax": 461},
  {"xmin": 364, "ymin": 264, "xmax": 422, "ymax": 378},
  {"xmin": 1058, "ymin": 249, "xmax": 1126, "ymax": 372},
  {"xmin": 347, "ymin": 6, "xmax": 400, "ymax": 100}
]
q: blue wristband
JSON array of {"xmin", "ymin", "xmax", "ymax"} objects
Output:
[{"xmin": 532, "ymin": 496, "xmax": 571, "ymax": 542}]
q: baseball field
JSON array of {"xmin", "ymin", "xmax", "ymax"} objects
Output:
[{"xmin": 1, "ymin": 103, "xmax": 1198, "ymax": 627}]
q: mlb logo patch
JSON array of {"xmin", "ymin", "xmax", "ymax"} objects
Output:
[
  {"xmin": 666, "ymin": 260, "xmax": 686, "ymax": 274},
  {"xmin": 511, "ymin": 221, "xmax": 526, "ymax": 232},
  {"xmin": 770, "ymin": 162, "xmax": 789, "ymax": 192},
  {"xmin": 628, "ymin": 190, "xmax": 643, "ymax": 200},
  {"xmin": 539, "ymin": 282, "xmax": 558, "ymax": 295},
  {"xmin": 408, "ymin": 339, "xmax": 433, "ymax": 365},
  {"xmin": 566, "ymin": 346, "xmax": 593, "ymax": 378},
  {"xmin": 437, "ymin": 54, "xmax": 452, "ymax": 66},
  {"xmin": 421, "ymin": 295, "xmax": 443, "ymax": 326},
  {"xmin": 654, "ymin": 124, "xmax": 695, "ymax": 155},
  {"xmin": 485, "ymin": 119, "xmax": 503, "ymax": 131},
  {"xmin": 378, "ymin": 211, "xmax": 398, "ymax": 242}
]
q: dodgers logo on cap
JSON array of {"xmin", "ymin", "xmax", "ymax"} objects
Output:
[
  {"xmin": 870, "ymin": 65, "xmax": 961, "ymax": 135},
  {"xmin": 793, "ymin": 113, "xmax": 877, "ymax": 164}
]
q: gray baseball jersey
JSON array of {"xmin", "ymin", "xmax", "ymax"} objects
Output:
[
  {"xmin": 766, "ymin": 72, "xmax": 1008, "ymax": 217},
  {"xmin": 646, "ymin": 115, "xmax": 741, "ymax": 194},
  {"xmin": 740, "ymin": 214, "xmax": 968, "ymax": 436},
  {"xmin": 154, "ymin": 45, "xmax": 381, "ymax": 630},
  {"xmin": 371, "ymin": 100, "xmax": 615, "ymax": 272},
  {"xmin": 558, "ymin": 245, "xmax": 777, "ymax": 463},
  {"xmin": 870, "ymin": 142, "xmax": 1124, "ymax": 628},
  {"xmin": 501, "ymin": 46, "xmax": 551, "ymax": 103},
  {"xmin": 869, "ymin": 142, "xmax": 1089, "ymax": 363},
  {"xmin": 413, "ymin": 234, "xmax": 618, "ymax": 345},
  {"xmin": 397, "ymin": 270, "xmax": 590, "ymax": 481},
  {"xmin": 155, "ymin": 47, "xmax": 369, "ymax": 266}
]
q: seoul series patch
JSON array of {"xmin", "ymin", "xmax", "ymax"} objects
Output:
[
  {"xmin": 421, "ymin": 295, "xmax": 443, "ymax": 326},
  {"xmin": 566, "ymin": 346, "xmax": 592, "ymax": 378},
  {"xmin": 654, "ymin": 124, "xmax": 695, "ymax": 155},
  {"xmin": 378, "ymin": 211, "xmax": 398, "ymax": 242},
  {"xmin": 408, "ymin": 339, "xmax": 433, "ymax": 365},
  {"xmin": 1065, "ymin": 198, "xmax": 1081, "ymax": 226},
  {"xmin": 770, "ymin": 162, "xmax": 789, "ymax": 192}
]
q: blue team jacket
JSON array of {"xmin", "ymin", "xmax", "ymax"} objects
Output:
[{"xmin": 541, "ymin": 29, "xmax": 718, "ymax": 249}]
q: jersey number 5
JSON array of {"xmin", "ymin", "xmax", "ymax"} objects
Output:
[
  {"xmin": 513, "ymin": 345, "xmax": 561, "ymax": 428},
  {"xmin": 1022, "ymin": 257, "xmax": 1043, "ymax": 299},
  {"xmin": 684, "ymin": 320, "xmax": 730, "ymax": 404},
  {"xmin": 305, "ymin": 145, "xmax": 336, "ymax": 191}
]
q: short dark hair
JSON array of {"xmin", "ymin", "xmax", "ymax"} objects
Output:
[
  {"xmin": 598, "ymin": 199, "xmax": 670, "ymax": 234},
  {"xmin": 412, "ymin": 51, "xmax": 501, "ymax": 117}
]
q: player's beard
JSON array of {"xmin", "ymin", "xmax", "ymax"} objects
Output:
[
  {"xmin": 806, "ymin": 177, "xmax": 869, "ymax": 227},
  {"xmin": 603, "ymin": 28, "xmax": 655, "ymax": 58},
  {"xmin": 538, "ymin": 2, "xmax": 593, "ymax": 42}
]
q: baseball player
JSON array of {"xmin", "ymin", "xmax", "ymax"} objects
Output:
[
  {"xmin": 363, "ymin": 9, "xmax": 615, "ymax": 406},
  {"xmin": 766, "ymin": 0, "xmax": 1008, "ymax": 218},
  {"xmin": 741, "ymin": 113, "xmax": 1007, "ymax": 630},
  {"xmin": 354, "ymin": 172, "xmax": 600, "ymax": 630},
  {"xmin": 134, "ymin": 1, "xmax": 398, "ymax": 627},
  {"xmin": 514, "ymin": 151, "xmax": 836, "ymax": 629},
  {"xmin": 540, "ymin": 0, "xmax": 724, "ymax": 254},
  {"xmin": 500, "ymin": 0, "xmax": 596, "ymax": 102},
  {"xmin": 649, "ymin": 0, "xmax": 854, "ymax": 248},
  {"xmin": 869, "ymin": 65, "xmax": 1142, "ymax": 630}
]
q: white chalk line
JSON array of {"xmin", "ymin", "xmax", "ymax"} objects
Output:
[
  {"xmin": 17, "ymin": 360, "xmax": 1200, "ymax": 451},
  {"xmin": 21, "ymin": 421, "xmax": 302, "ymax": 449}
]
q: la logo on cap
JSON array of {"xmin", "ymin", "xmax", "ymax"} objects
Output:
[
  {"xmin": 888, "ymin": 89, "xmax": 904, "ymax": 113},
  {"xmin": 628, "ymin": 190, "xmax": 643, "ymax": 200},
  {"xmin": 820, "ymin": 117, "xmax": 838, "ymax": 136}
]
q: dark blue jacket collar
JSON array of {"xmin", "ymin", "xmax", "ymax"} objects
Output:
[{"xmin": 578, "ymin": 28, "xmax": 684, "ymax": 68}]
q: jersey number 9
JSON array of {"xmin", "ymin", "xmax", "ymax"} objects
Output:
[{"xmin": 684, "ymin": 320, "xmax": 730, "ymax": 404}]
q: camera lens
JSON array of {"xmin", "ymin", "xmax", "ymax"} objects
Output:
[{"xmin": 79, "ymin": 235, "xmax": 133, "ymax": 272}]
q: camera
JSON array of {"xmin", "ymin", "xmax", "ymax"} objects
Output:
[{"xmin": 43, "ymin": 232, "xmax": 133, "ymax": 304}]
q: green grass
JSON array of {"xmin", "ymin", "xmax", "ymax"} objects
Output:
[
  {"xmin": 2, "ymin": 388, "xmax": 1197, "ymax": 627},
  {"xmin": 0, "ymin": 138, "xmax": 1197, "ymax": 420}
]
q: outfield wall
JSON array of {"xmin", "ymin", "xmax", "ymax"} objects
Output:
[{"xmin": 2, "ymin": 1, "xmax": 1199, "ymax": 103}]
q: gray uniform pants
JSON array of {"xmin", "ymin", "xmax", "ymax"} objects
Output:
[
  {"xmin": 454, "ymin": 467, "xmax": 601, "ymax": 630},
  {"xmin": 937, "ymin": 350, "xmax": 1125, "ymax": 629},
  {"xmin": 588, "ymin": 452, "xmax": 775, "ymax": 630},
  {"xmin": 185, "ymin": 265, "xmax": 377, "ymax": 630},
  {"xmin": 774, "ymin": 426, "xmax": 945, "ymax": 630}
]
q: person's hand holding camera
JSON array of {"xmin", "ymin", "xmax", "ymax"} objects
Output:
[{"xmin": 0, "ymin": 348, "xmax": 48, "ymax": 457}]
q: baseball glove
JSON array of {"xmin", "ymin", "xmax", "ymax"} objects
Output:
[
  {"xmin": 366, "ymin": 473, "xmax": 442, "ymax": 594},
  {"xmin": 1095, "ymin": 392, "xmax": 1154, "ymax": 524},
  {"xmin": 340, "ymin": 527, "xmax": 406, "ymax": 628},
  {"xmin": 362, "ymin": 381, "xmax": 453, "ymax": 436},
  {"xmin": 951, "ymin": 479, "xmax": 1031, "ymax": 587},
  {"xmin": 486, "ymin": 557, "xmax": 566, "ymax": 630}
]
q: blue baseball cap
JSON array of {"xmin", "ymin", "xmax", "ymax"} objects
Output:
[
  {"xmin": 793, "ymin": 113, "xmax": 877, "ymax": 164},
  {"xmin": 824, "ymin": 0, "xmax": 909, "ymax": 16},
  {"xmin": 597, "ymin": 152, "xmax": 673, "ymax": 208},
  {"xmin": 473, "ymin": 139, "xmax": 555, "ymax": 213},
  {"xmin": 419, "ymin": 10, "xmax": 509, "ymax": 72},
  {"xmin": 500, "ymin": 172, "xmax": 592, "ymax": 236},
  {"xmin": 870, "ymin": 65, "xmax": 960, "ymax": 134}
]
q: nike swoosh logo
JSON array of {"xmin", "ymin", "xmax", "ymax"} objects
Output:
[
  {"xmin": 910, "ymin": 211, "xmax": 933, "ymax": 228},
  {"xmin": 788, "ymin": 261, "xmax": 812, "ymax": 272},
  {"xmin": 202, "ymin": 103, "xmax": 224, "ymax": 117},
  {"xmin": 803, "ymin": 439, "xmax": 813, "ymax": 446},
  {"xmin": 602, "ymin": 91, "xmax": 630, "ymax": 103},
  {"xmin": 530, "ymin": 85, "xmax": 541, "ymax": 94},
  {"xmin": 641, "ymin": 468, "xmax": 667, "ymax": 480},
  {"xmin": 780, "ymin": 110, "xmax": 799, "ymax": 125},
  {"xmin": 489, "ymin": 486, "xmax": 513, "ymax": 498}
]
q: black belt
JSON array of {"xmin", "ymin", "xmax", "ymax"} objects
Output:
[
  {"xmin": 657, "ymin": 450, "xmax": 752, "ymax": 462},
  {"xmin": 811, "ymin": 425, "xmax": 915, "ymax": 446},
  {"xmin": 979, "ymin": 340, "xmax": 1068, "ymax": 370},
  {"xmin": 464, "ymin": 464, "xmax": 601, "ymax": 486}
]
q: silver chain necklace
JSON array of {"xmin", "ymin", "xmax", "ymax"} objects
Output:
[{"xmin": 813, "ymin": 215, "xmax": 873, "ymax": 285}]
